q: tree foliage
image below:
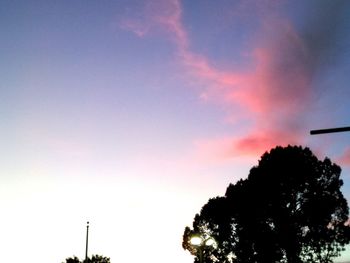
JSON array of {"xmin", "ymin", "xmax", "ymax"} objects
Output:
[
  {"xmin": 183, "ymin": 145, "xmax": 350, "ymax": 263},
  {"xmin": 63, "ymin": 255, "xmax": 110, "ymax": 263},
  {"xmin": 64, "ymin": 256, "xmax": 80, "ymax": 263}
]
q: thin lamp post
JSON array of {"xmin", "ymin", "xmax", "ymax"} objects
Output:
[
  {"xmin": 310, "ymin": 126, "xmax": 350, "ymax": 135},
  {"xmin": 85, "ymin": 221, "xmax": 89, "ymax": 262},
  {"xmin": 190, "ymin": 236, "xmax": 215, "ymax": 263}
]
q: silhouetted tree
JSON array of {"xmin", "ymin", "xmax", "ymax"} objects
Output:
[
  {"xmin": 64, "ymin": 256, "xmax": 80, "ymax": 263},
  {"xmin": 63, "ymin": 255, "xmax": 110, "ymax": 263},
  {"xmin": 183, "ymin": 145, "xmax": 350, "ymax": 263},
  {"xmin": 183, "ymin": 197, "xmax": 234, "ymax": 263}
]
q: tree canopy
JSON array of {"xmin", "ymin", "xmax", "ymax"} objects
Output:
[
  {"xmin": 183, "ymin": 145, "xmax": 350, "ymax": 263},
  {"xmin": 63, "ymin": 255, "xmax": 110, "ymax": 263}
]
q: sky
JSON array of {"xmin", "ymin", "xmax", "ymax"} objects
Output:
[{"xmin": 0, "ymin": 0, "xmax": 350, "ymax": 262}]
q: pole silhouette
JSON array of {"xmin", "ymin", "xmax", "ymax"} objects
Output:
[
  {"xmin": 310, "ymin": 126, "xmax": 350, "ymax": 135},
  {"xmin": 85, "ymin": 221, "xmax": 89, "ymax": 262}
]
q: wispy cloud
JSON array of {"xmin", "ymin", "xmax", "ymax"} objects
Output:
[
  {"xmin": 156, "ymin": 0, "xmax": 309, "ymax": 157},
  {"xmin": 121, "ymin": 0, "xmax": 348, "ymax": 161},
  {"xmin": 337, "ymin": 148, "xmax": 350, "ymax": 166},
  {"xmin": 120, "ymin": 19, "xmax": 150, "ymax": 37}
]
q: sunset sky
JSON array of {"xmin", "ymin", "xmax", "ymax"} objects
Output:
[{"xmin": 1, "ymin": 1, "xmax": 350, "ymax": 262}]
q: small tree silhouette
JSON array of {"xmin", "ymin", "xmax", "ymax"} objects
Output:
[
  {"xmin": 64, "ymin": 256, "xmax": 80, "ymax": 263},
  {"xmin": 63, "ymin": 255, "xmax": 110, "ymax": 263}
]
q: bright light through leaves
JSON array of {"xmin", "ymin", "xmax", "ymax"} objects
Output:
[
  {"xmin": 205, "ymin": 238, "xmax": 215, "ymax": 247},
  {"xmin": 190, "ymin": 236, "xmax": 202, "ymax": 246}
]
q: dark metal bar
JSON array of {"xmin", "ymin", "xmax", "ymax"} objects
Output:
[
  {"xmin": 85, "ymin": 221, "xmax": 89, "ymax": 262},
  {"xmin": 310, "ymin": 126, "xmax": 350, "ymax": 135}
]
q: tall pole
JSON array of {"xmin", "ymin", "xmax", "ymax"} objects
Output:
[
  {"xmin": 199, "ymin": 246, "xmax": 203, "ymax": 263},
  {"xmin": 85, "ymin": 221, "xmax": 89, "ymax": 262},
  {"xmin": 310, "ymin": 126, "xmax": 350, "ymax": 135}
]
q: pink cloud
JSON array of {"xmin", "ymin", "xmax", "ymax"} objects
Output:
[
  {"xmin": 120, "ymin": 19, "xmax": 150, "ymax": 37},
  {"xmin": 155, "ymin": 0, "xmax": 189, "ymax": 50},
  {"xmin": 235, "ymin": 129, "xmax": 301, "ymax": 155},
  {"xmin": 337, "ymin": 148, "xmax": 350, "ymax": 167},
  {"xmin": 193, "ymin": 128, "xmax": 300, "ymax": 162},
  {"xmin": 161, "ymin": 2, "xmax": 310, "ymax": 158},
  {"xmin": 122, "ymin": 0, "xmax": 314, "ymax": 159},
  {"xmin": 156, "ymin": 1, "xmax": 311, "ymax": 111}
]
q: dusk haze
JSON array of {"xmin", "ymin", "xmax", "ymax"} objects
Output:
[{"xmin": 0, "ymin": 1, "xmax": 350, "ymax": 263}]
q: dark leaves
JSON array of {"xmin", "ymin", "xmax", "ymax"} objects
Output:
[{"xmin": 182, "ymin": 145, "xmax": 350, "ymax": 263}]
